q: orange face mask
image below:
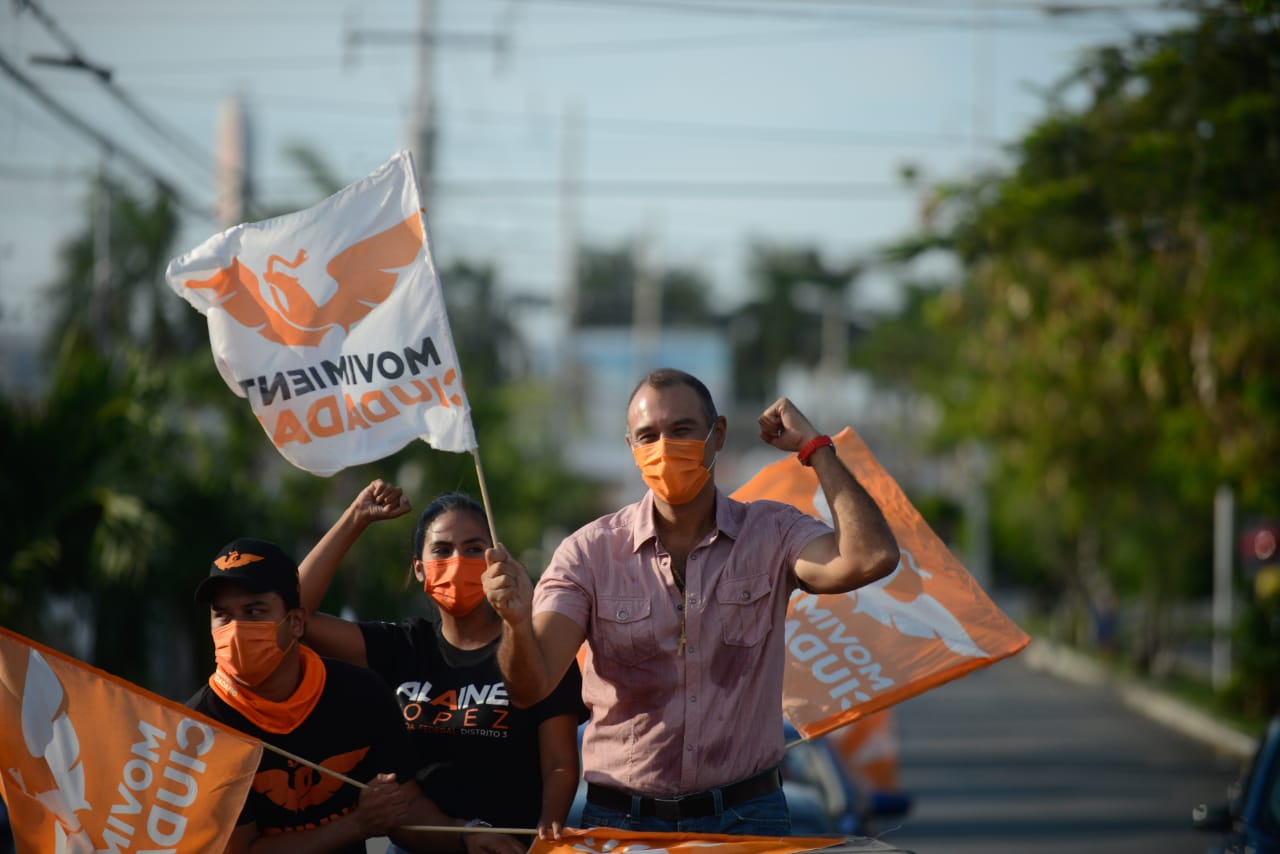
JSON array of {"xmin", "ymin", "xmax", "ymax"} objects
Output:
[
  {"xmin": 422, "ymin": 555, "xmax": 488, "ymax": 617},
  {"xmin": 631, "ymin": 426, "xmax": 717, "ymax": 505},
  {"xmin": 213, "ymin": 617, "xmax": 295, "ymax": 687}
]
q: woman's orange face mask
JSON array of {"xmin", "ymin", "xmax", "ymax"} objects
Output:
[{"xmin": 420, "ymin": 555, "xmax": 488, "ymax": 616}]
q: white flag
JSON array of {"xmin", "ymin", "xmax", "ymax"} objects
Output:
[{"xmin": 167, "ymin": 150, "xmax": 477, "ymax": 476}]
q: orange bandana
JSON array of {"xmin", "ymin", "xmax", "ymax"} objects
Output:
[{"xmin": 209, "ymin": 645, "xmax": 327, "ymax": 734}]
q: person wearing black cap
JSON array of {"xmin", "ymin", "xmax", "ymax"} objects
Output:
[{"xmin": 185, "ymin": 538, "xmax": 526, "ymax": 854}]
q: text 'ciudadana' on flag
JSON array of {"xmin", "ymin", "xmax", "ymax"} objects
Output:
[
  {"xmin": 732, "ymin": 427, "xmax": 1031, "ymax": 740},
  {"xmin": 0, "ymin": 626, "xmax": 262, "ymax": 854},
  {"xmin": 165, "ymin": 149, "xmax": 476, "ymax": 477}
]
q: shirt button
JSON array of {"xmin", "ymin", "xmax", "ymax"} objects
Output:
[
  {"xmin": 740, "ymin": 591, "xmax": 750, "ymax": 601},
  {"xmin": 690, "ymin": 695, "xmax": 697, "ymax": 703},
  {"xmin": 617, "ymin": 609, "xmax": 629, "ymax": 620},
  {"xmin": 691, "ymin": 554, "xmax": 698, "ymax": 561},
  {"xmin": 686, "ymin": 745, "xmax": 694, "ymax": 752},
  {"xmin": 677, "ymin": 602, "xmax": 684, "ymax": 611}
]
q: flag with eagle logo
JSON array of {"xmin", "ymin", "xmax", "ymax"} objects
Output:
[
  {"xmin": 166, "ymin": 149, "xmax": 475, "ymax": 476},
  {"xmin": 732, "ymin": 427, "xmax": 1030, "ymax": 739},
  {"xmin": 0, "ymin": 627, "xmax": 261, "ymax": 854}
]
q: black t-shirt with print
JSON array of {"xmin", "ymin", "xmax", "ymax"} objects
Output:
[
  {"xmin": 186, "ymin": 657, "xmax": 414, "ymax": 854},
  {"xmin": 360, "ymin": 616, "xmax": 587, "ymax": 829}
]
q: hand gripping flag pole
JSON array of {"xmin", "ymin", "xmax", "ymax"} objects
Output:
[{"xmin": 251, "ymin": 739, "xmax": 535, "ymax": 838}]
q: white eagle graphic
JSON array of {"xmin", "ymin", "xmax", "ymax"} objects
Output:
[
  {"xmin": 5, "ymin": 649, "xmax": 94, "ymax": 853},
  {"xmin": 813, "ymin": 487, "xmax": 987, "ymax": 659}
]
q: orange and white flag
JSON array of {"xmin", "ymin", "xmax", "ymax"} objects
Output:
[
  {"xmin": 732, "ymin": 427, "xmax": 1030, "ymax": 739},
  {"xmin": 0, "ymin": 627, "xmax": 262, "ymax": 854},
  {"xmin": 166, "ymin": 149, "xmax": 476, "ymax": 476},
  {"xmin": 530, "ymin": 828, "xmax": 893, "ymax": 853}
]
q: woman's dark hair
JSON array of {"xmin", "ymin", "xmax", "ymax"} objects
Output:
[{"xmin": 411, "ymin": 492, "xmax": 490, "ymax": 562}]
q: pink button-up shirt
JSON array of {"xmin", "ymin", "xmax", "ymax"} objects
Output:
[{"xmin": 533, "ymin": 489, "xmax": 831, "ymax": 797}]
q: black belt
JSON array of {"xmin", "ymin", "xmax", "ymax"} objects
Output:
[{"xmin": 585, "ymin": 766, "xmax": 782, "ymax": 822}]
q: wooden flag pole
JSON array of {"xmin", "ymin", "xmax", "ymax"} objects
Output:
[
  {"xmin": 470, "ymin": 448, "xmax": 500, "ymax": 548},
  {"xmin": 260, "ymin": 740, "xmax": 365, "ymax": 790},
  {"xmin": 402, "ymin": 825, "xmax": 538, "ymax": 836},
  {"xmin": 259, "ymin": 741, "xmax": 537, "ymax": 836}
]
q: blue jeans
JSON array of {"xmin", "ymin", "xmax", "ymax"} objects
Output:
[{"xmin": 581, "ymin": 787, "xmax": 792, "ymax": 837}]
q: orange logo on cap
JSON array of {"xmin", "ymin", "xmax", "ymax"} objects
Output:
[
  {"xmin": 182, "ymin": 214, "xmax": 425, "ymax": 347},
  {"xmin": 215, "ymin": 551, "xmax": 265, "ymax": 571}
]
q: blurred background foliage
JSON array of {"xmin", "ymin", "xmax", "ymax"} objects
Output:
[
  {"xmin": 0, "ymin": 1, "xmax": 1276, "ymax": 715},
  {"xmin": 858, "ymin": 3, "xmax": 1279, "ymax": 715}
]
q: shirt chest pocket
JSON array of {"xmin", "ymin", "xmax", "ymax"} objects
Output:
[
  {"xmin": 716, "ymin": 573, "xmax": 774, "ymax": 647},
  {"xmin": 595, "ymin": 596, "xmax": 660, "ymax": 665}
]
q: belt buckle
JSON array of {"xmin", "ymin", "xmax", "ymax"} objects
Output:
[
  {"xmin": 650, "ymin": 795, "xmax": 685, "ymax": 823},
  {"xmin": 652, "ymin": 791, "xmax": 715, "ymax": 822}
]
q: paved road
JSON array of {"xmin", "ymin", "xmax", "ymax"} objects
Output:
[{"xmin": 878, "ymin": 655, "xmax": 1244, "ymax": 854}]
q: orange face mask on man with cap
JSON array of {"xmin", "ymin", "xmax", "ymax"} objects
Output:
[
  {"xmin": 212, "ymin": 616, "xmax": 298, "ymax": 687},
  {"xmin": 195, "ymin": 538, "xmax": 325, "ymax": 733}
]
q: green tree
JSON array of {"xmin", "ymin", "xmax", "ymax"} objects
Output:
[
  {"xmin": 861, "ymin": 3, "xmax": 1280, "ymax": 683},
  {"xmin": 574, "ymin": 242, "xmax": 716, "ymax": 328},
  {"xmin": 730, "ymin": 245, "xmax": 862, "ymax": 405},
  {"xmin": 43, "ymin": 180, "xmax": 198, "ymax": 359}
]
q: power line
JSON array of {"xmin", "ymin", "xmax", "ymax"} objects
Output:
[
  {"xmin": 0, "ymin": 162, "xmax": 91, "ymax": 182},
  {"xmin": 19, "ymin": 0, "xmax": 220, "ymax": 180},
  {"xmin": 111, "ymin": 81, "xmax": 999, "ymax": 150},
  {"xmin": 432, "ymin": 177, "xmax": 913, "ymax": 199},
  {"xmin": 0, "ymin": 50, "xmax": 211, "ymax": 218},
  {"xmin": 82, "ymin": 1, "xmax": 1186, "ymax": 78},
  {"xmin": 514, "ymin": 0, "xmax": 1208, "ymax": 29}
]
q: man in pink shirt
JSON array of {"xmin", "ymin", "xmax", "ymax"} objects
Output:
[{"xmin": 483, "ymin": 368, "xmax": 900, "ymax": 836}]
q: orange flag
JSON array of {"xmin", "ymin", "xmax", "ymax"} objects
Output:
[
  {"xmin": 829, "ymin": 710, "xmax": 902, "ymax": 794},
  {"xmin": 732, "ymin": 426, "xmax": 1030, "ymax": 739},
  {"xmin": 0, "ymin": 627, "xmax": 262, "ymax": 853},
  {"xmin": 530, "ymin": 827, "xmax": 896, "ymax": 853}
]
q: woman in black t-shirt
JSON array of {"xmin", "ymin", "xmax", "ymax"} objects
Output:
[{"xmin": 298, "ymin": 481, "xmax": 586, "ymax": 845}]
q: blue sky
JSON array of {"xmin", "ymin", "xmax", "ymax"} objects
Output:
[{"xmin": 1, "ymin": 0, "xmax": 1188, "ymax": 349}]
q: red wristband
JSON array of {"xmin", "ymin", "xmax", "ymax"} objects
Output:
[{"xmin": 797, "ymin": 434, "xmax": 833, "ymax": 466}]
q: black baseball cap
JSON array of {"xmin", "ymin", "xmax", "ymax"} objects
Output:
[{"xmin": 194, "ymin": 537, "xmax": 302, "ymax": 610}]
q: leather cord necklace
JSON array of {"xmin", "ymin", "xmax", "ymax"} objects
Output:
[{"xmin": 672, "ymin": 562, "xmax": 688, "ymax": 655}]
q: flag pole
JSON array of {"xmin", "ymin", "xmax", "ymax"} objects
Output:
[
  {"xmin": 262, "ymin": 741, "xmax": 535, "ymax": 836},
  {"xmin": 261, "ymin": 741, "xmax": 366, "ymax": 790},
  {"xmin": 470, "ymin": 448, "xmax": 500, "ymax": 547}
]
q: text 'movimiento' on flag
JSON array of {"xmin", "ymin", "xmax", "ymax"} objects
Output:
[{"xmin": 166, "ymin": 149, "xmax": 476, "ymax": 476}]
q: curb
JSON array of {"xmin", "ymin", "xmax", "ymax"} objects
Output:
[{"xmin": 1022, "ymin": 638, "xmax": 1258, "ymax": 761}]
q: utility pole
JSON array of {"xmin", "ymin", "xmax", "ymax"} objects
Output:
[
  {"xmin": 970, "ymin": 0, "xmax": 993, "ymax": 166},
  {"xmin": 215, "ymin": 91, "xmax": 252, "ymax": 229},
  {"xmin": 631, "ymin": 233, "xmax": 661, "ymax": 379},
  {"xmin": 344, "ymin": 3, "xmax": 505, "ymax": 226},
  {"xmin": 556, "ymin": 102, "xmax": 584, "ymax": 425},
  {"xmin": 1212, "ymin": 485, "xmax": 1234, "ymax": 691},
  {"xmin": 93, "ymin": 151, "xmax": 113, "ymax": 350},
  {"xmin": 411, "ymin": 0, "xmax": 437, "ymax": 216}
]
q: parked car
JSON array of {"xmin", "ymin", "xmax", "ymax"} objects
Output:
[
  {"xmin": 566, "ymin": 723, "xmax": 911, "ymax": 837},
  {"xmin": 780, "ymin": 722, "xmax": 911, "ymax": 837},
  {"xmin": 1192, "ymin": 716, "xmax": 1280, "ymax": 854}
]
